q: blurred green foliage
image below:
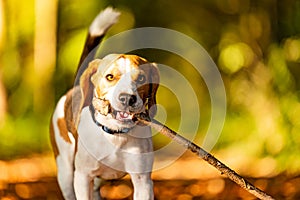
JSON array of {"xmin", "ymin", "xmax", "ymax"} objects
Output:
[{"xmin": 1, "ymin": 0, "xmax": 300, "ymax": 174}]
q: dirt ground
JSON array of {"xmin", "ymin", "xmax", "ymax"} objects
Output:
[
  {"xmin": 0, "ymin": 154, "xmax": 299, "ymax": 200},
  {"xmin": 1, "ymin": 175, "xmax": 300, "ymax": 200},
  {"xmin": 0, "ymin": 175, "xmax": 300, "ymax": 200}
]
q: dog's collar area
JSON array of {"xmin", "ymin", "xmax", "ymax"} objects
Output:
[
  {"xmin": 102, "ymin": 126, "xmax": 131, "ymax": 134},
  {"xmin": 89, "ymin": 104, "xmax": 132, "ymax": 134}
]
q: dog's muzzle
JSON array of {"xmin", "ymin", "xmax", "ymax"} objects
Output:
[
  {"xmin": 91, "ymin": 96, "xmax": 150, "ymax": 124},
  {"xmin": 91, "ymin": 96, "xmax": 136, "ymax": 120}
]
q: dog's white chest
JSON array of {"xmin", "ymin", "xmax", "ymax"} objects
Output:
[
  {"xmin": 77, "ymin": 107, "xmax": 123, "ymax": 160},
  {"xmin": 77, "ymin": 107, "xmax": 153, "ymax": 174}
]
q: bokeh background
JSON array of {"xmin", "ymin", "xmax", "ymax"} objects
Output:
[{"xmin": 1, "ymin": 0, "xmax": 300, "ymax": 199}]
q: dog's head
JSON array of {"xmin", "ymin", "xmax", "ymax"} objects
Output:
[{"xmin": 79, "ymin": 54, "xmax": 159, "ymax": 131}]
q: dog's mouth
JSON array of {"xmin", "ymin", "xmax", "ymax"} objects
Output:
[
  {"xmin": 113, "ymin": 110, "xmax": 135, "ymax": 121},
  {"xmin": 92, "ymin": 97, "xmax": 143, "ymax": 124}
]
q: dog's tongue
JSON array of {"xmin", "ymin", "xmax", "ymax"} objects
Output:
[
  {"xmin": 117, "ymin": 111, "xmax": 133, "ymax": 120},
  {"xmin": 120, "ymin": 112, "xmax": 129, "ymax": 118}
]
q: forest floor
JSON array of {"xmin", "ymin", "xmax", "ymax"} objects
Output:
[{"xmin": 0, "ymin": 153, "xmax": 299, "ymax": 200}]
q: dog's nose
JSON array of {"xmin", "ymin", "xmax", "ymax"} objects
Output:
[{"xmin": 119, "ymin": 93, "xmax": 137, "ymax": 106}]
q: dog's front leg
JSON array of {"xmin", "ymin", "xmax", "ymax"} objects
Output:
[
  {"xmin": 93, "ymin": 177, "xmax": 102, "ymax": 200},
  {"xmin": 74, "ymin": 170, "xmax": 94, "ymax": 200},
  {"xmin": 130, "ymin": 173, "xmax": 154, "ymax": 200},
  {"xmin": 74, "ymin": 142, "xmax": 97, "ymax": 200}
]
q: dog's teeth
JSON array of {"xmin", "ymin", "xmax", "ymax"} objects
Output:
[
  {"xmin": 119, "ymin": 112, "xmax": 128, "ymax": 118},
  {"xmin": 123, "ymin": 112, "xmax": 129, "ymax": 118},
  {"xmin": 116, "ymin": 111, "xmax": 133, "ymax": 119}
]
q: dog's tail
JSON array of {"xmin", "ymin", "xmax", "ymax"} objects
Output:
[{"xmin": 75, "ymin": 7, "xmax": 120, "ymax": 84}]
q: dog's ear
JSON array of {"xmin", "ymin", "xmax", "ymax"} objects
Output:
[
  {"xmin": 147, "ymin": 63, "xmax": 160, "ymax": 118},
  {"xmin": 79, "ymin": 59, "xmax": 101, "ymax": 108}
]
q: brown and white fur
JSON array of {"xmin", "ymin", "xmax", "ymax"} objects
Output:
[{"xmin": 50, "ymin": 7, "xmax": 159, "ymax": 200}]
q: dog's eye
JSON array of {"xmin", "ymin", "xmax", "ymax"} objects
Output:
[
  {"xmin": 105, "ymin": 74, "xmax": 114, "ymax": 81},
  {"xmin": 137, "ymin": 74, "xmax": 146, "ymax": 84}
]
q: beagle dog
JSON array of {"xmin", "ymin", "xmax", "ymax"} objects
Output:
[{"xmin": 50, "ymin": 8, "xmax": 159, "ymax": 200}]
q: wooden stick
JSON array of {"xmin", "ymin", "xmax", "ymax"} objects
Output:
[{"xmin": 135, "ymin": 113, "xmax": 275, "ymax": 200}]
